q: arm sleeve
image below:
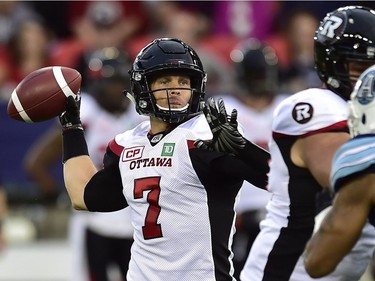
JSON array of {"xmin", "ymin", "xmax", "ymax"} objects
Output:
[
  {"xmin": 190, "ymin": 142, "xmax": 270, "ymax": 190},
  {"xmin": 84, "ymin": 146, "xmax": 128, "ymax": 212},
  {"xmin": 237, "ymin": 140, "xmax": 270, "ymax": 172},
  {"xmin": 214, "ymin": 141, "xmax": 270, "ymax": 189}
]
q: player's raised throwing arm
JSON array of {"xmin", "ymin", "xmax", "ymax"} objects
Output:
[{"xmin": 60, "ymin": 95, "xmax": 97, "ymax": 210}]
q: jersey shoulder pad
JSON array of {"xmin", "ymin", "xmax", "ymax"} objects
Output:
[
  {"xmin": 330, "ymin": 135, "xmax": 375, "ymax": 192},
  {"xmin": 116, "ymin": 120, "xmax": 149, "ymax": 142},
  {"xmin": 108, "ymin": 121, "xmax": 149, "ymax": 156},
  {"xmin": 272, "ymin": 88, "xmax": 348, "ymax": 136}
]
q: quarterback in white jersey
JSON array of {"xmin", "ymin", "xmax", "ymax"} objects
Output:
[
  {"xmin": 59, "ymin": 38, "xmax": 270, "ymax": 281},
  {"xmin": 105, "ymin": 114, "xmax": 261, "ymax": 281},
  {"xmin": 241, "ymin": 6, "xmax": 375, "ymax": 281}
]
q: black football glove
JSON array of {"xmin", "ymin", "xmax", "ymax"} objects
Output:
[
  {"xmin": 59, "ymin": 95, "xmax": 83, "ymax": 131},
  {"xmin": 195, "ymin": 97, "xmax": 246, "ymax": 156}
]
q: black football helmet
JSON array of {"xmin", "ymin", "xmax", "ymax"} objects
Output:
[
  {"xmin": 230, "ymin": 38, "xmax": 279, "ymax": 97},
  {"xmin": 127, "ymin": 38, "xmax": 207, "ymax": 123},
  {"xmin": 80, "ymin": 47, "xmax": 132, "ymax": 113},
  {"xmin": 315, "ymin": 6, "xmax": 375, "ymax": 100},
  {"xmin": 78, "ymin": 47, "xmax": 131, "ymax": 91}
]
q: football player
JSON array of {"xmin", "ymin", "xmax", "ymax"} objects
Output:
[
  {"xmin": 303, "ymin": 63, "xmax": 375, "ymax": 277},
  {"xmin": 59, "ymin": 38, "xmax": 270, "ymax": 281},
  {"xmin": 236, "ymin": 6, "xmax": 375, "ymax": 281}
]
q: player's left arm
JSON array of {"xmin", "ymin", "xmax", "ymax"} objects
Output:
[
  {"xmin": 303, "ymin": 173, "xmax": 375, "ymax": 278},
  {"xmin": 193, "ymin": 146, "xmax": 270, "ymax": 190},
  {"xmin": 195, "ymin": 97, "xmax": 270, "ymax": 171},
  {"xmin": 218, "ymin": 152, "xmax": 270, "ymax": 189}
]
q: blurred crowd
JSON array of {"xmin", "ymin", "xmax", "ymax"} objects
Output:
[{"xmin": 0, "ymin": 0, "xmax": 363, "ymax": 103}]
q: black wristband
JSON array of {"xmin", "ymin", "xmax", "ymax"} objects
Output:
[
  {"xmin": 62, "ymin": 129, "xmax": 89, "ymax": 163},
  {"xmin": 62, "ymin": 123, "xmax": 84, "ymax": 132}
]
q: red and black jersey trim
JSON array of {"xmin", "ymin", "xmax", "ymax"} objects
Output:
[{"xmin": 273, "ymin": 120, "xmax": 348, "ymax": 139}]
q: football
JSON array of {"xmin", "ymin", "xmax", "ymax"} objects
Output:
[{"xmin": 7, "ymin": 66, "xmax": 81, "ymax": 122}]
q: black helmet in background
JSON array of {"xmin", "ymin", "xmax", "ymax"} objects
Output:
[
  {"xmin": 230, "ymin": 38, "xmax": 279, "ymax": 97},
  {"xmin": 80, "ymin": 47, "xmax": 132, "ymax": 114},
  {"xmin": 314, "ymin": 6, "xmax": 375, "ymax": 100},
  {"xmin": 128, "ymin": 37, "xmax": 207, "ymax": 123},
  {"xmin": 80, "ymin": 47, "xmax": 131, "ymax": 88}
]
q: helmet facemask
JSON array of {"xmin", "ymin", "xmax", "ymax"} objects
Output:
[
  {"xmin": 319, "ymin": 47, "xmax": 375, "ymax": 100},
  {"xmin": 128, "ymin": 38, "xmax": 207, "ymax": 123},
  {"xmin": 135, "ymin": 83, "xmax": 203, "ymax": 123}
]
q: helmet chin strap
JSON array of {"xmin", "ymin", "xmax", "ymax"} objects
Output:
[{"xmin": 156, "ymin": 103, "xmax": 189, "ymax": 111}]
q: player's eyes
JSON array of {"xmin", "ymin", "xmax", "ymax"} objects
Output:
[
  {"xmin": 154, "ymin": 77, "xmax": 190, "ymax": 86},
  {"xmin": 158, "ymin": 79, "xmax": 170, "ymax": 85}
]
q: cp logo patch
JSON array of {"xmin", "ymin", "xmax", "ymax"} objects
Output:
[
  {"xmin": 122, "ymin": 146, "xmax": 144, "ymax": 162},
  {"xmin": 292, "ymin": 102, "xmax": 313, "ymax": 124}
]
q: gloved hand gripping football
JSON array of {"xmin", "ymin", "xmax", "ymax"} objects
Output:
[
  {"xmin": 59, "ymin": 95, "xmax": 83, "ymax": 131},
  {"xmin": 195, "ymin": 97, "xmax": 246, "ymax": 155}
]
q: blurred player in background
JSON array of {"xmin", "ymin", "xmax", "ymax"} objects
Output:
[
  {"xmin": 24, "ymin": 48, "xmax": 146, "ymax": 281},
  {"xmin": 303, "ymin": 64, "xmax": 375, "ymax": 278},
  {"xmin": 219, "ymin": 38, "xmax": 288, "ymax": 279}
]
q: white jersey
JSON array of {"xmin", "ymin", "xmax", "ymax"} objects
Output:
[
  {"xmin": 241, "ymin": 88, "xmax": 375, "ymax": 280},
  {"xmin": 80, "ymin": 93, "xmax": 146, "ymax": 237},
  {"xmin": 220, "ymin": 95, "xmax": 287, "ymax": 212},
  {"xmin": 108, "ymin": 114, "xmax": 241, "ymax": 281}
]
